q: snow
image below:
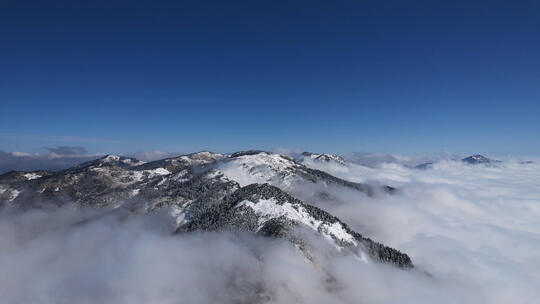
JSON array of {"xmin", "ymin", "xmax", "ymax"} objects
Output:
[
  {"xmin": 131, "ymin": 168, "xmax": 171, "ymax": 181},
  {"xmin": 324, "ymin": 222, "xmax": 356, "ymax": 244},
  {"xmin": 174, "ymin": 169, "xmax": 188, "ymax": 178},
  {"xmin": 170, "ymin": 169, "xmax": 190, "ymax": 183},
  {"xmin": 91, "ymin": 166, "xmax": 169, "ymax": 186},
  {"xmin": 204, "ymin": 170, "xmax": 231, "ymax": 183},
  {"xmin": 177, "ymin": 152, "xmax": 225, "ymax": 165},
  {"xmin": 236, "ymin": 198, "xmax": 357, "ymax": 247},
  {"xmin": 23, "ymin": 173, "xmax": 42, "ymax": 180},
  {"xmin": 8, "ymin": 189, "xmax": 20, "ymax": 202},
  {"xmin": 157, "ymin": 178, "xmax": 167, "ymax": 186},
  {"xmin": 121, "ymin": 158, "xmax": 146, "ymax": 166},
  {"xmin": 150, "ymin": 168, "xmax": 171, "ymax": 176},
  {"xmin": 219, "ymin": 153, "xmax": 300, "ymax": 187},
  {"xmin": 101, "ymin": 155, "xmax": 120, "ymax": 163},
  {"xmin": 236, "ymin": 198, "xmax": 302, "ymax": 228},
  {"xmin": 130, "ymin": 189, "xmax": 140, "ymax": 197},
  {"xmin": 96, "ymin": 155, "xmax": 146, "ymax": 166},
  {"xmin": 142, "ymin": 168, "xmax": 171, "ymax": 179},
  {"xmin": 316, "ymin": 154, "xmax": 345, "ymax": 164},
  {"xmin": 131, "ymin": 171, "xmax": 144, "ymax": 181},
  {"xmin": 191, "ymin": 151, "xmax": 221, "ymax": 159},
  {"xmin": 170, "ymin": 205, "xmax": 188, "ymax": 227},
  {"xmin": 1, "ymin": 187, "xmax": 21, "ymax": 202},
  {"xmin": 205, "ymin": 170, "xmax": 222, "ymax": 179}
]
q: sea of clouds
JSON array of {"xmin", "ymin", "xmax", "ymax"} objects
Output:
[{"xmin": 1, "ymin": 157, "xmax": 539, "ymax": 303}]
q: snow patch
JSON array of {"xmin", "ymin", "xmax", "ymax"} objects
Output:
[
  {"xmin": 170, "ymin": 169, "xmax": 190, "ymax": 182},
  {"xmin": 177, "ymin": 152, "xmax": 224, "ymax": 166},
  {"xmin": 23, "ymin": 173, "xmax": 42, "ymax": 180},
  {"xmin": 204, "ymin": 170, "xmax": 231, "ymax": 183},
  {"xmin": 121, "ymin": 158, "xmax": 146, "ymax": 166},
  {"xmin": 170, "ymin": 205, "xmax": 188, "ymax": 227},
  {"xmin": 324, "ymin": 222, "xmax": 356, "ymax": 244},
  {"xmin": 131, "ymin": 171, "xmax": 144, "ymax": 182},
  {"xmin": 149, "ymin": 168, "xmax": 171, "ymax": 176},
  {"xmin": 132, "ymin": 168, "xmax": 171, "ymax": 181},
  {"xmin": 101, "ymin": 155, "xmax": 120, "ymax": 163},
  {"xmin": 236, "ymin": 198, "xmax": 357, "ymax": 247},
  {"xmin": 8, "ymin": 189, "xmax": 20, "ymax": 202},
  {"xmin": 205, "ymin": 170, "xmax": 222, "ymax": 179}
]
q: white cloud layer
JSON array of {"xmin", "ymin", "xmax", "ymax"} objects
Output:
[
  {"xmin": 296, "ymin": 158, "xmax": 540, "ymax": 303},
  {"xmin": 1, "ymin": 158, "xmax": 539, "ymax": 303}
]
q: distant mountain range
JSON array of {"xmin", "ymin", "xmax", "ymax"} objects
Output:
[
  {"xmin": 415, "ymin": 154, "xmax": 503, "ymax": 169},
  {"xmin": 0, "ymin": 150, "xmax": 412, "ymax": 268},
  {"xmin": 461, "ymin": 154, "xmax": 501, "ymax": 164},
  {"xmin": 295, "ymin": 151, "xmax": 517, "ymax": 170}
]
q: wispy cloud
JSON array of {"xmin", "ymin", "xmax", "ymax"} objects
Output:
[
  {"xmin": 43, "ymin": 146, "xmax": 88, "ymax": 156},
  {"xmin": 0, "ymin": 146, "xmax": 101, "ymax": 173},
  {"xmin": 126, "ymin": 150, "xmax": 181, "ymax": 162},
  {"xmin": 0, "ymin": 133, "xmax": 136, "ymax": 145}
]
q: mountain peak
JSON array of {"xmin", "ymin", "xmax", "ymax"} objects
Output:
[
  {"xmin": 461, "ymin": 154, "xmax": 498, "ymax": 164},
  {"xmin": 100, "ymin": 154, "xmax": 121, "ymax": 162},
  {"xmin": 230, "ymin": 150, "xmax": 269, "ymax": 157},
  {"xmin": 99, "ymin": 154, "xmax": 145, "ymax": 166},
  {"xmin": 315, "ymin": 153, "xmax": 345, "ymax": 164},
  {"xmin": 301, "ymin": 152, "xmax": 346, "ymax": 164}
]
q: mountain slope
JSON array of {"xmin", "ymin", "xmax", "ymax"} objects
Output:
[
  {"xmin": 218, "ymin": 151, "xmax": 394, "ymax": 195},
  {"xmin": 0, "ymin": 150, "xmax": 411, "ymax": 268},
  {"xmin": 180, "ymin": 183, "xmax": 412, "ymax": 268}
]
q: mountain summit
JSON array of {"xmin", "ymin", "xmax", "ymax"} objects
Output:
[{"xmin": 461, "ymin": 154, "xmax": 500, "ymax": 164}]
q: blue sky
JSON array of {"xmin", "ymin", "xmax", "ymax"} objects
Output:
[{"xmin": 1, "ymin": 0, "xmax": 539, "ymax": 156}]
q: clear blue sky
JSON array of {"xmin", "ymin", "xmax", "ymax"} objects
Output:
[{"xmin": 1, "ymin": 0, "xmax": 539, "ymax": 156}]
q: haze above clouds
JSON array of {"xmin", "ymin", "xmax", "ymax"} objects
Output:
[{"xmin": 0, "ymin": 147, "xmax": 183, "ymax": 173}]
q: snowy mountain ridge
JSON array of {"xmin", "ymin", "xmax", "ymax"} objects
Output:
[{"xmin": 0, "ymin": 150, "xmax": 412, "ymax": 268}]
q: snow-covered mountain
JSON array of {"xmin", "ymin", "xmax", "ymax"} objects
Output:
[
  {"xmin": 300, "ymin": 152, "xmax": 347, "ymax": 165},
  {"xmin": 218, "ymin": 151, "xmax": 391, "ymax": 194},
  {"xmin": 414, "ymin": 154, "xmax": 501, "ymax": 169},
  {"xmin": 461, "ymin": 154, "xmax": 500, "ymax": 164},
  {"xmin": 0, "ymin": 150, "xmax": 412, "ymax": 268}
]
